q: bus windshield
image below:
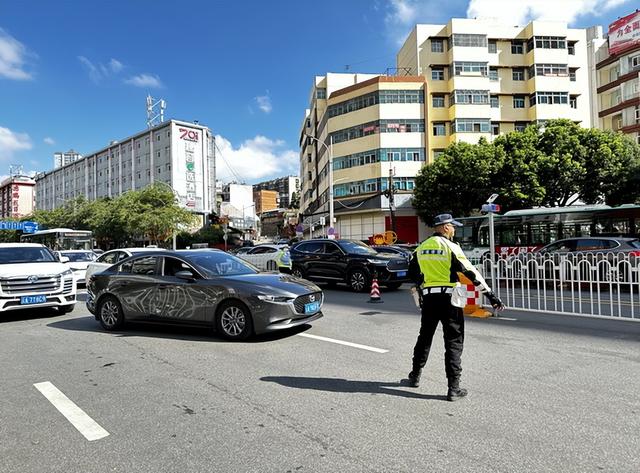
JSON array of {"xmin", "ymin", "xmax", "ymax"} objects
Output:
[{"xmin": 21, "ymin": 228, "xmax": 93, "ymax": 251}]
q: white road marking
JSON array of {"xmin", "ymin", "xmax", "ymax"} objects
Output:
[
  {"xmin": 297, "ymin": 333, "xmax": 389, "ymax": 353},
  {"xmin": 493, "ymin": 316, "xmax": 518, "ymax": 321},
  {"xmin": 33, "ymin": 381, "xmax": 109, "ymax": 441}
]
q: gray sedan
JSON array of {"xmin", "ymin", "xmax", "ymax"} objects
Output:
[{"xmin": 86, "ymin": 249, "xmax": 323, "ymax": 340}]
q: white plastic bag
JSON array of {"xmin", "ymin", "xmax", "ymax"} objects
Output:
[{"xmin": 450, "ymin": 284, "xmax": 467, "ymax": 308}]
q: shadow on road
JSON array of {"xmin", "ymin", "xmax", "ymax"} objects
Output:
[
  {"xmin": 260, "ymin": 375, "xmax": 448, "ymax": 401},
  {"xmin": 0, "ymin": 308, "xmax": 63, "ymax": 324},
  {"xmin": 47, "ymin": 315, "xmax": 312, "ymax": 344}
]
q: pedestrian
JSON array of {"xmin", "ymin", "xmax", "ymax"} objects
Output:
[{"xmin": 405, "ymin": 213, "xmax": 504, "ymax": 401}]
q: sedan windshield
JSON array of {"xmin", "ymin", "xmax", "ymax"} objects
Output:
[
  {"xmin": 61, "ymin": 251, "xmax": 96, "ymax": 262},
  {"xmin": 338, "ymin": 240, "xmax": 377, "ymax": 256},
  {"xmin": 186, "ymin": 251, "xmax": 258, "ymax": 277},
  {"xmin": 0, "ymin": 247, "xmax": 56, "ymax": 264}
]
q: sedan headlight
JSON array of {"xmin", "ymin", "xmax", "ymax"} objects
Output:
[
  {"xmin": 257, "ymin": 295, "xmax": 295, "ymax": 303},
  {"xmin": 367, "ymin": 258, "xmax": 389, "ymax": 265}
]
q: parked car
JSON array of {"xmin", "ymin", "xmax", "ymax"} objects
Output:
[
  {"xmin": 371, "ymin": 245, "xmax": 413, "ymax": 260},
  {"xmin": 535, "ymin": 237, "xmax": 640, "ymax": 256},
  {"xmin": 235, "ymin": 244, "xmax": 292, "ymax": 272},
  {"xmin": 289, "ymin": 239, "xmax": 410, "ymax": 292},
  {"xmin": 85, "ymin": 247, "xmax": 164, "ymax": 281},
  {"xmin": 86, "ymin": 249, "xmax": 323, "ymax": 340},
  {"xmin": 0, "ymin": 243, "xmax": 76, "ymax": 314},
  {"xmin": 54, "ymin": 250, "xmax": 97, "ymax": 287}
]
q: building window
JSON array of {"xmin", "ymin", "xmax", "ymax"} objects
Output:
[
  {"xmin": 570, "ymin": 96, "xmax": 577, "ymax": 109},
  {"xmin": 156, "ymin": 151, "xmax": 161, "ymax": 158},
  {"xmin": 568, "ymin": 42, "xmax": 576, "ymax": 55},
  {"xmin": 157, "ymin": 134, "xmax": 161, "ymax": 141},
  {"xmin": 431, "ymin": 38, "xmax": 444, "ymax": 52},
  {"xmin": 514, "ymin": 122, "xmax": 528, "ymax": 132},
  {"xmin": 513, "ymin": 96, "xmax": 526, "ymax": 108},
  {"xmin": 452, "ymin": 62, "xmax": 488, "ymax": 76},
  {"xmin": 511, "ymin": 41, "xmax": 524, "ymax": 54},
  {"xmin": 452, "ymin": 90, "xmax": 489, "ymax": 105},
  {"xmin": 452, "ymin": 119, "xmax": 490, "ymax": 133},
  {"xmin": 512, "ymin": 68, "xmax": 525, "ymax": 81},
  {"xmin": 451, "ymin": 34, "xmax": 487, "ymax": 48},
  {"xmin": 433, "ymin": 123, "xmax": 446, "ymax": 136},
  {"xmin": 630, "ymin": 55, "xmax": 640, "ymax": 69},
  {"xmin": 488, "ymin": 40, "xmax": 497, "ymax": 53},
  {"xmin": 432, "ymin": 95, "xmax": 445, "ymax": 107},
  {"xmin": 431, "ymin": 67, "xmax": 445, "ymax": 80},
  {"xmin": 307, "ymin": 154, "xmax": 312, "ymax": 163},
  {"xmin": 489, "ymin": 68, "xmax": 499, "ymax": 81},
  {"xmin": 316, "ymin": 88, "xmax": 326, "ymax": 99},
  {"xmin": 569, "ymin": 69, "xmax": 577, "ymax": 81},
  {"xmin": 529, "ymin": 63, "xmax": 568, "ymax": 77},
  {"xmin": 433, "ymin": 149, "xmax": 445, "ymax": 159},
  {"xmin": 490, "ymin": 95, "xmax": 499, "ymax": 108},
  {"xmin": 529, "ymin": 91, "xmax": 568, "ymax": 105},
  {"xmin": 491, "ymin": 122, "xmax": 500, "ymax": 135},
  {"xmin": 527, "ymin": 36, "xmax": 567, "ymax": 50}
]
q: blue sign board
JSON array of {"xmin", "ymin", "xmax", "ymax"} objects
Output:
[
  {"xmin": 0, "ymin": 221, "xmax": 39, "ymax": 233},
  {"xmin": 481, "ymin": 204, "xmax": 501, "ymax": 213}
]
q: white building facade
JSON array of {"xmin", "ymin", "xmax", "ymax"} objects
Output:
[{"xmin": 36, "ymin": 120, "xmax": 215, "ymax": 215}]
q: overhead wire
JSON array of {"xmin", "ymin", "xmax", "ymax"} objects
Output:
[{"xmin": 213, "ymin": 138, "xmax": 245, "ymax": 183}]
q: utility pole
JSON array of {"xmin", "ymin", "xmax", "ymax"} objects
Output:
[{"xmin": 388, "ymin": 166, "xmax": 397, "ymax": 235}]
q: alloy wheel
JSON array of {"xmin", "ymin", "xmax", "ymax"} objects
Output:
[
  {"xmin": 220, "ymin": 306, "xmax": 246, "ymax": 336},
  {"xmin": 350, "ymin": 271, "xmax": 366, "ymax": 291},
  {"xmin": 101, "ymin": 300, "xmax": 119, "ymax": 328}
]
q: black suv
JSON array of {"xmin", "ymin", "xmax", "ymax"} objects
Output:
[{"xmin": 289, "ymin": 239, "xmax": 410, "ymax": 292}]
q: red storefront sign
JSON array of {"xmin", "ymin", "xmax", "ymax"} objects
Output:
[{"xmin": 608, "ymin": 11, "xmax": 640, "ymax": 55}]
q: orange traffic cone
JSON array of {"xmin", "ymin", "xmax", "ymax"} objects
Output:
[{"xmin": 368, "ymin": 275, "xmax": 383, "ymax": 303}]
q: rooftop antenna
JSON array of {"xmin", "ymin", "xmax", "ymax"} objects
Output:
[
  {"xmin": 9, "ymin": 164, "xmax": 24, "ymax": 177},
  {"xmin": 146, "ymin": 94, "xmax": 166, "ymax": 128}
]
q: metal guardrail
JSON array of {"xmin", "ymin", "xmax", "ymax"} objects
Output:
[{"xmin": 479, "ymin": 253, "xmax": 640, "ymax": 320}]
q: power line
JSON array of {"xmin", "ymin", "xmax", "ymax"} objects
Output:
[{"xmin": 213, "ymin": 139, "xmax": 245, "ymax": 183}]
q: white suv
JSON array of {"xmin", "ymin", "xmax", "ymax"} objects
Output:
[{"xmin": 0, "ymin": 243, "xmax": 76, "ymax": 314}]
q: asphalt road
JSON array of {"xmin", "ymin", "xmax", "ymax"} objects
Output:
[{"xmin": 1, "ymin": 287, "xmax": 639, "ymax": 473}]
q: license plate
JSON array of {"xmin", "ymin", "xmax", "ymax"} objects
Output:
[
  {"xmin": 397, "ymin": 271, "xmax": 407, "ymax": 277},
  {"xmin": 304, "ymin": 301, "xmax": 320, "ymax": 314},
  {"xmin": 20, "ymin": 295, "xmax": 47, "ymax": 305}
]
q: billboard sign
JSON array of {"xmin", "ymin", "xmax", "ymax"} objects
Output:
[
  {"xmin": 608, "ymin": 11, "xmax": 640, "ymax": 56},
  {"xmin": 173, "ymin": 124, "xmax": 205, "ymax": 212}
]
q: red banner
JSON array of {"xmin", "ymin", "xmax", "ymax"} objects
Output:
[{"xmin": 608, "ymin": 11, "xmax": 640, "ymax": 55}]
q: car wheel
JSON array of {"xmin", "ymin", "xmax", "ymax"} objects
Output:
[
  {"xmin": 98, "ymin": 296, "xmax": 124, "ymax": 331},
  {"xmin": 58, "ymin": 304, "xmax": 75, "ymax": 314},
  {"xmin": 385, "ymin": 282, "xmax": 402, "ymax": 290},
  {"xmin": 216, "ymin": 300, "xmax": 253, "ymax": 341},
  {"xmin": 348, "ymin": 268, "xmax": 370, "ymax": 293},
  {"xmin": 291, "ymin": 265, "xmax": 305, "ymax": 279},
  {"xmin": 266, "ymin": 260, "xmax": 278, "ymax": 271}
]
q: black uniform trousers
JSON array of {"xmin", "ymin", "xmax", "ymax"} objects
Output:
[{"xmin": 411, "ymin": 292, "xmax": 465, "ymax": 386}]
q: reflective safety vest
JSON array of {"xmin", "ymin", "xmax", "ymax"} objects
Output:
[
  {"xmin": 415, "ymin": 235, "xmax": 484, "ymax": 290},
  {"xmin": 276, "ymin": 249, "xmax": 292, "ymax": 269}
]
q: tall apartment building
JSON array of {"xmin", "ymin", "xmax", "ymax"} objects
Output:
[
  {"xmin": 300, "ymin": 73, "xmax": 428, "ymax": 243},
  {"xmin": 253, "ymin": 175, "xmax": 300, "ymax": 208},
  {"xmin": 36, "ymin": 120, "xmax": 215, "ymax": 217},
  {"xmin": 595, "ymin": 10, "xmax": 640, "ymax": 144},
  {"xmin": 397, "ymin": 18, "xmax": 594, "ymax": 160},
  {"xmin": 0, "ymin": 175, "xmax": 35, "ymax": 218},
  {"xmin": 54, "ymin": 149, "xmax": 82, "ymax": 169},
  {"xmin": 253, "ymin": 189, "xmax": 278, "ymax": 215}
]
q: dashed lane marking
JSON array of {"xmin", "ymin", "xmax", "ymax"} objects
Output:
[
  {"xmin": 297, "ymin": 333, "xmax": 389, "ymax": 353},
  {"xmin": 33, "ymin": 381, "xmax": 109, "ymax": 441}
]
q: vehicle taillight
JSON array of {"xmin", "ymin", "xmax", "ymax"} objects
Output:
[{"xmin": 629, "ymin": 251, "xmax": 640, "ymax": 257}]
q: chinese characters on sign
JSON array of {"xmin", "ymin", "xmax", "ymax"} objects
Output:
[
  {"xmin": 179, "ymin": 127, "xmax": 199, "ymax": 209},
  {"xmin": 608, "ymin": 11, "xmax": 640, "ymax": 55}
]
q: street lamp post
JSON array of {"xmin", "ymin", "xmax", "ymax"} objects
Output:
[{"xmin": 304, "ymin": 134, "xmax": 334, "ymax": 237}]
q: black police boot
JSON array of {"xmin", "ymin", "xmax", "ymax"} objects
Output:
[
  {"xmin": 406, "ymin": 371, "xmax": 421, "ymax": 388},
  {"xmin": 447, "ymin": 379, "xmax": 467, "ymax": 401}
]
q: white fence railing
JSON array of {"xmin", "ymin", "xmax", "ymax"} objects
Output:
[{"xmin": 479, "ymin": 253, "xmax": 640, "ymax": 320}]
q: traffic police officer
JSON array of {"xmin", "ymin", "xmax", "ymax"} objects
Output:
[{"xmin": 406, "ymin": 213, "xmax": 504, "ymax": 401}]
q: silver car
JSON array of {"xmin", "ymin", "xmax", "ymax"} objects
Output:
[{"xmin": 86, "ymin": 249, "xmax": 323, "ymax": 340}]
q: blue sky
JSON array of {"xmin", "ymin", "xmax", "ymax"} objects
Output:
[{"xmin": 0, "ymin": 0, "xmax": 635, "ymax": 183}]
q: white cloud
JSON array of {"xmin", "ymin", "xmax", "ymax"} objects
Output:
[
  {"xmin": 0, "ymin": 28, "xmax": 32, "ymax": 80},
  {"xmin": 254, "ymin": 93, "xmax": 272, "ymax": 114},
  {"xmin": 78, "ymin": 56, "xmax": 124, "ymax": 83},
  {"xmin": 124, "ymin": 73, "xmax": 163, "ymax": 89},
  {"xmin": 466, "ymin": 0, "xmax": 632, "ymax": 25},
  {"xmin": 43, "ymin": 137, "xmax": 55, "ymax": 145},
  {"xmin": 0, "ymin": 126, "xmax": 32, "ymax": 160},
  {"xmin": 386, "ymin": 0, "xmax": 418, "ymax": 25},
  {"xmin": 215, "ymin": 135, "xmax": 298, "ymax": 183}
]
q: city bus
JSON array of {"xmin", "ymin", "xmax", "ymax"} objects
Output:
[
  {"xmin": 20, "ymin": 228, "xmax": 94, "ymax": 251},
  {"xmin": 455, "ymin": 204, "xmax": 640, "ymax": 259}
]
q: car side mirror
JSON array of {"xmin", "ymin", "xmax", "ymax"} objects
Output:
[
  {"xmin": 174, "ymin": 270, "xmax": 195, "ymax": 281},
  {"xmin": 60, "ymin": 256, "xmax": 70, "ymax": 263}
]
